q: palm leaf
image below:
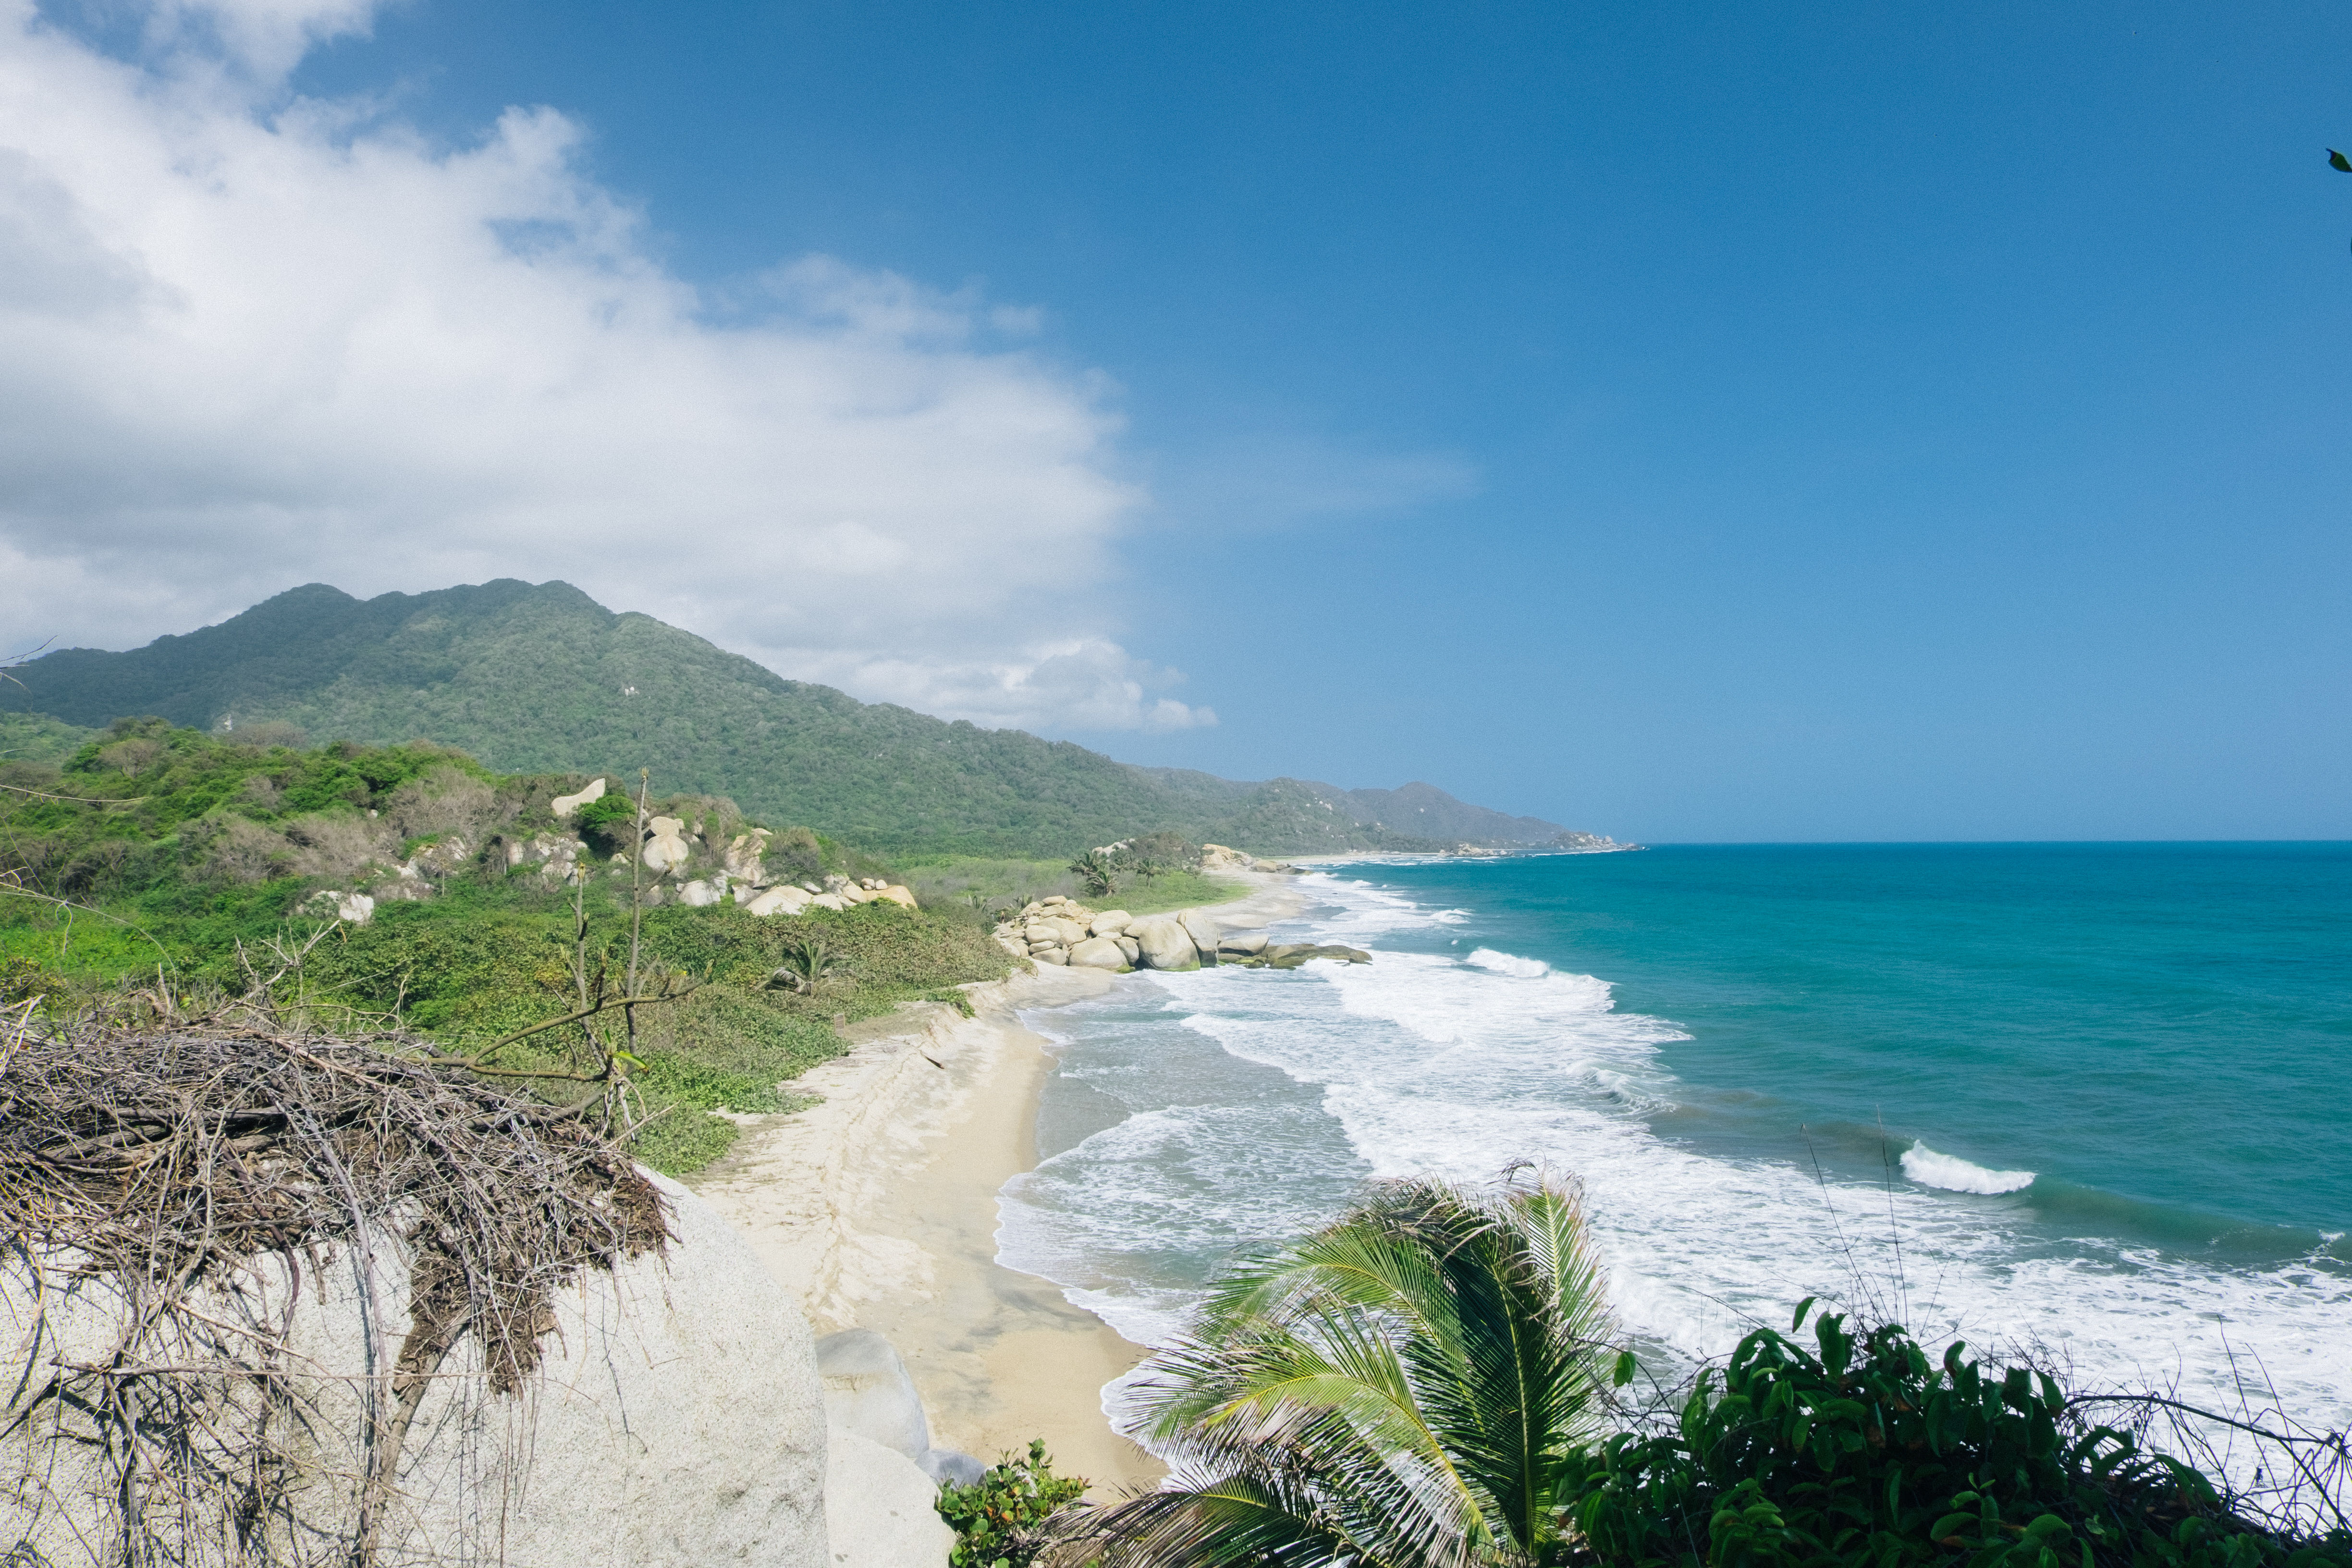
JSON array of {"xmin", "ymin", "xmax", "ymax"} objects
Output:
[{"xmin": 1092, "ymin": 1172, "xmax": 1618, "ymax": 1568}]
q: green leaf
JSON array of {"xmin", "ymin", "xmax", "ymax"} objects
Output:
[
  {"xmin": 1613, "ymin": 1349, "xmax": 1639, "ymax": 1388},
  {"xmin": 2331, "ymin": 148, "xmax": 2352, "ymax": 172}
]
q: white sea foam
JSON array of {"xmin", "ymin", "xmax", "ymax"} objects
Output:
[
  {"xmin": 1901, "ymin": 1142, "xmax": 2036, "ymax": 1195},
  {"xmin": 1465, "ymin": 947, "xmax": 1552, "ymax": 978},
  {"xmin": 999, "ymin": 871, "xmax": 2352, "ymax": 1465}
]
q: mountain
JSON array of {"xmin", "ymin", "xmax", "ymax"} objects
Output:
[{"xmin": 2, "ymin": 581, "xmax": 1592, "ymax": 857}]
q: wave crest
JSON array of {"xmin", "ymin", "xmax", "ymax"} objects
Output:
[{"xmin": 1901, "ymin": 1141, "xmax": 2036, "ymax": 1195}]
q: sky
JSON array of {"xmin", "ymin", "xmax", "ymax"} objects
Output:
[{"xmin": 2, "ymin": 0, "xmax": 2348, "ymax": 842}]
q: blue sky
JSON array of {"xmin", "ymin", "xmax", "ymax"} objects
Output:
[{"xmin": 12, "ymin": 0, "xmax": 2352, "ymax": 840}]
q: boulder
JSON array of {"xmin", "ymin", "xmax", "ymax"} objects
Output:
[
  {"xmin": 1127, "ymin": 916, "xmax": 1199, "ymax": 972},
  {"xmin": 1199, "ymin": 843, "xmax": 1256, "ymax": 873},
  {"xmin": 993, "ymin": 936, "xmax": 1029, "ymax": 959},
  {"xmin": 1067, "ymin": 936, "xmax": 1127, "ymax": 971},
  {"xmin": 1115, "ymin": 935, "xmax": 1141, "ymax": 964},
  {"xmin": 825, "ymin": 1428, "xmax": 957, "ymax": 1568},
  {"xmin": 872, "ymin": 885, "xmax": 918, "ymax": 909},
  {"xmin": 551, "ymin": 777, "xmax": 607, "ymax": 816},
  {"xmin": 641, "ymin": 816, "xmax": 692, "ymax": 874},
  {"xmin": 1049, "ymin": 917, "xmax": 1089, "ymax": 946},
  {"xmin": 1088, "ymin": 910, "xmax": 1132, "ymax": 936},
  {"xmin": 836, "ymin": 884, "xmax": 875, "ymax": 905},
  {"xmin": 678, "ymin": 879, "xmax": 725, "ymax": 908},
  {"xmin": 815, "ymin": 1329, "xmax": 929, "ymax": 1458},
  {"xmin": 723, "ymin": 828, "xmax": 772, "ymax": 882},
  {"xmin": 744, "ymin": 885, "xmax": 816, "ymax": 917},
  {"xmin": 1, "ymin": 1173, "xmax": 829, "ymax": 1568},
  {"xmin": 336, "ymin": 891, "xmax": 375, "ymax": 925},
  {"xmin": 920, "ymin": 1448, "xmax": 989, "ymax": 1488},
  {"xmin": 811, "ymin": 893, "xmax": 850, "ymax": 911},
  {"xmin": 1033, "ymin": 947, "xmax": 1068, "ymax": 965},
  {"xmin": 1219, "ymin": 931, "xmax": 1270, "ymax": 956},
  {"xmin": 1177, "ymin": 907, "xmax": 1225, "ymax": 947}
]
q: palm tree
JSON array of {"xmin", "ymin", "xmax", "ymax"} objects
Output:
[
  {"xmin": 1063, "ymin": 1173, "xmax": 1619, "ymax": 1568},
  {"xmin": 768, "ymin": 933, "xmax": 852, "ymax": 995}
]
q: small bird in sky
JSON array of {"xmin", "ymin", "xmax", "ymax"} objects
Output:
[{"xmin": 2332, "ymin": 148, "xmax": 2352, "ymax": 172}]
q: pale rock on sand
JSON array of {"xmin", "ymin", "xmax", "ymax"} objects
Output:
[
  {"xmin": 1067, "ymin": 935, "xmax": 1127, "ymax": 970},
  {"xmin": 1127, "ymin": 915, "xmax": 1199, "ymax": 971},
  {"xmin": 1087, "ymin": 910, "xmax": 1132, "ymax": 936},
  {"xmin": 1177, "ymin": 906, "xmax": 1224, "ymax": 959},
  {"xmin": 825, "ymin": 1429, "xmax": 956, "ymax": 1568}
]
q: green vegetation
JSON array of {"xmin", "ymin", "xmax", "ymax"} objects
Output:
[
  {"xmin": 934, "ymin": 1440, "xmax": 1089, "ymax": 1568},
  {"xmin": 0, "ymin": 709, "xmax": 98, "ymax": 765},
  {"xmin": 900, "ymin": 853, "xmax": 1241, "ymax": 928},
  {"xmin": 1070, "ymin": 1174, "xmax": 1617, "ymax": 1564},
  {"xmin": 0, "ymin": 579, "xmax": 1571, "ymax": 856},
  {"xmin": 1061, "ymin": 1176, "xmax": 2352, "ymax": 1568},
  {"xmin": 0, "ymin": 719, "xmax": 1010, "ymax": 1175},
  {"xmin": 1560, "ymin": 1304, "xmax": 2352, "ymax": 1568}
]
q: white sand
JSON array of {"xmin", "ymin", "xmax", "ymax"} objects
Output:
[
  {"xmin": 688, "ymin": 871, "xmax": 1312, "ymax": 1498},
  {"xmin": 690, "ymin": 962, "xmax": 1156, "ymax": 1493}
]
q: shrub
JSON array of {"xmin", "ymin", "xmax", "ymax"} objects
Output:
[
  {"xmin": 1560, "ymin": 1302, "xmax": 2352, "ymax": 1568},
  {"xmin": 935, "ymin": 1439, "xmax": 1087, "ymax": 1568},
  {"xmin": 574, "ymin": 790, "xmax": 640, "ymax": 856}
]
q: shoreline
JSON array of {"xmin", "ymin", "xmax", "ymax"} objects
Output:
[{"xmin": 688, "ymin": 869, "xmax": 1317, "ymax": 1498}]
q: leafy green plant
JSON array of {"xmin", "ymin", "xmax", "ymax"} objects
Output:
[
  {"xmin": 1069, "ymin": 848, "xmax": 1122, "ymax": 897},
  {"xmin": 934, "ymin": 1439, "xmax": 1088, "ymax": 1568},
  {"xmin": 573, "ymin": 790, "xmax": 639, "ymax": 856},
  {"xmin": 1069, "ymin": 1173, "xmax": 1617, "ymax": 1567},
  {"xmin": 767, "ymin": 932, "xmax": 853, "ymax": 995},
  {"xmin": 1558, "ymin": 1301, "xmax": 2352, "ymax": 1568}
]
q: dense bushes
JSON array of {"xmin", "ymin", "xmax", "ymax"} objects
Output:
[
  {"xmin": 1560, "ymin": 1304, "xmax": 2349, "ymax": 1568},
  {"xmin": 1066, "ymin": 1177, "xmax": 2350, "ymax": 1568}
]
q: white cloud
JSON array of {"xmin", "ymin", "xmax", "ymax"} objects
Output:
[{"xmin": 0, "ymin": 0, "xmax": 1213, "ymax": 733}]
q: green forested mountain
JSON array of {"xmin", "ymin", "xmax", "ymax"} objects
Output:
[{"xmin": 4, "ymin": 581, "xmax": 1583, "ymax": 856}]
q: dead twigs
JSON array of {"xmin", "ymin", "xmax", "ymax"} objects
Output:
[{"xmin": 0, "ymin": 1018, "xmax": 671, "ymax": 1568}]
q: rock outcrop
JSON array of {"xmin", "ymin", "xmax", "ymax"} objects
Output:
[
  {"xmin": 2, "ymin": 1174, "xmax": 833, "ymax": 1568},
  {"xmin": 1125, "ymin": 915, "xmax": 1199, "ymax": 972},
  {"xmin": 550, "ymin": 777, "xmax": 608, "ymax": 816},
  {"xmin": 814, "ymin": 1330, "xmax": 968, "ymax": 1568}
]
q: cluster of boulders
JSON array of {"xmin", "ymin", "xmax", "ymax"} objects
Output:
[
  {"xmin": 993, "ymin": 896, "xmax": 1369, "ymax": 973},
  {"xmin": 307, "ymin": 778, "xmax": 919, "ymax": 926}
]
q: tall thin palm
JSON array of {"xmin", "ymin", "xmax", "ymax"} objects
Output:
[{"xmin": 1064, "ymin": 1173, "xmax": 1617, "ymax": 1568}]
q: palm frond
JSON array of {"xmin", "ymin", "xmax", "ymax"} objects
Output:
[{"xmin": 1095, "ymin": 1171, "xmax": 1620, "ymax": 1568}]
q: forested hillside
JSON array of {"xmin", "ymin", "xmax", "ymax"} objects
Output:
[{"xmin": 4, "ymin": 581, "xmax": 1590, "ymax": 857}]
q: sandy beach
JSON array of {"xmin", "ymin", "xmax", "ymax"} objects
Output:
[{"xmin": 689, "ymin": 871, "xmax": 1313, "ymax": 1498}]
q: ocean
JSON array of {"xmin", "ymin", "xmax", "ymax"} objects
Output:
[{"xmin": 997, "ymin": 843, "xmax": 2352, "ymax": 1442}]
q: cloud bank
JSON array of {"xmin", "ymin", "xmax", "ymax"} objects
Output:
[{"xmin": 0, "ymin": 0, "xmax": 1213, "ymax": 732}]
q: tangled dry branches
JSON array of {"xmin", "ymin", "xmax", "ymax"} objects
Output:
[{"xmin": 0, "ymin": 1019, "xmax": 669, "ymax": 1568}]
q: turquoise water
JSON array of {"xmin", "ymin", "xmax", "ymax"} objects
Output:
[
  {"xmin": 1000, "ymin": 844, "xmax": 2352, "ymax": 1436},
  {"xmin": 1369, "ymin": 843, "xmax": 2352, "ymax": 1256}
]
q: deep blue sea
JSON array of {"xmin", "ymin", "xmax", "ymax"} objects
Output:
[{"xmin": 998, "ymin": 844, "xmax": 2352, "ymax": 1437}]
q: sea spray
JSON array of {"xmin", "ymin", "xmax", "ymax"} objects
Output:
[
  {"xmin": 1002, "ymin": 853, "xmax": 2352, "ymax": 1468},
  {"xmin": 1901, "ymin": 1141, "xmax": 2036, "ymax": 1194}
]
